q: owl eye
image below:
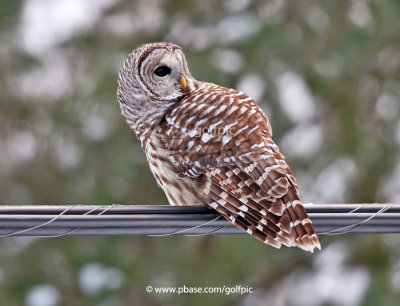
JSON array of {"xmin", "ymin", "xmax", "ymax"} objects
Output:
[{"xmin": 154, "ymin": 66, "xmax": 171, "ymax": 77}]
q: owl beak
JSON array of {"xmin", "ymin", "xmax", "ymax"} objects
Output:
[{"xmin": 180, "ymin": 74, "xmax": 187, "ymax": 89}]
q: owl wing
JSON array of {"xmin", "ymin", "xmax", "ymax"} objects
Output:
[{"xmin": 155, "ymin": 83, "xmax": 320, "ymax": 252}]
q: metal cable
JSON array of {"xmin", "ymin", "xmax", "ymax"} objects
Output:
[{"xmin": 0, "ymin": 203, "xmax": 399, "ymax": 237}]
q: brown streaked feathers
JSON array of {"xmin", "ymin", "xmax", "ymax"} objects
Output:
[{"xmin": 117, "ymin": 42, "xmax": 321, "ymax": 252}]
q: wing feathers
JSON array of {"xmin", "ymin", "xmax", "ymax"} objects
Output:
[
  {"xmin": 207, "ymin": 169, "xmax": 298, "ymax": 248},
  {"xmin": 205, "ymin": 157, "xmax": 320, "ymax": 252},
  {"xmin": 154, "ymin": 84, "xmax": 320, "ymax": 251}
]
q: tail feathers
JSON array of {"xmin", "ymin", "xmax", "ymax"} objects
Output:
[{"xmin": 207, "ymin": 185, "xmax": 320, "ymax": 252}]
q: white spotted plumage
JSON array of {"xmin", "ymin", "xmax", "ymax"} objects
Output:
[{"xmin": 117, "ymin": 42, "xmax": 321, "ymax": 252}]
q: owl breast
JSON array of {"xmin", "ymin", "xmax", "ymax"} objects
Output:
[{"xmin": 143, "ymin": 135, "xmax": 206, "ymax": 206}]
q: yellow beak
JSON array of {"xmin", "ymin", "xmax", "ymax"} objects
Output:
[{"xmin": 180, "ymin": 74, "xmax": 187, "ymax": 89}]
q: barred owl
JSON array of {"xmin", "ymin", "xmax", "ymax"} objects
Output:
[{"xmin": 117, "ymin": 42, "xmax": 320, "ymax": 252}]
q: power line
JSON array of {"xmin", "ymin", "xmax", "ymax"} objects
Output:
[{"xmin": 0, "ymin": 204, "xmax": 399, "ymax": 237}]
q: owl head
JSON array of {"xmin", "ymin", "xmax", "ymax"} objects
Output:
[{"xmin": 117, "ymin": 42, "xmax": 196, "ymax": 133}]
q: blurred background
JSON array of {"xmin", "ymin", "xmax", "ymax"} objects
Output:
[{"xmin": 1, "ymin": 0, "xmax": 400, "ymax": 305}]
